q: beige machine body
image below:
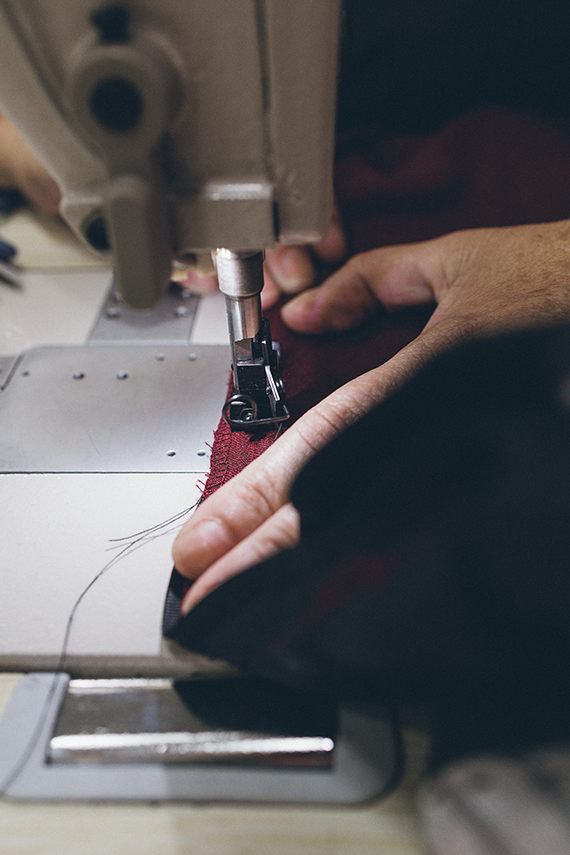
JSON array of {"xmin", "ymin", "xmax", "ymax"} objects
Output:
[
  {"xmin": 0, "ymin": 0, "xmax": 340, "ymax": 428},
  {"xmin": 0, "ymin": 0, "xmax": 341, "ymax": 308}
]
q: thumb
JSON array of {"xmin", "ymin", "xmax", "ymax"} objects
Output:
[{"xmin": 281, "ymin": 243, "xmax": 439, "ymax": 334}]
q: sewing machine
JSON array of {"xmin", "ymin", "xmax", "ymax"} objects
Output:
[
  {"xmin": 0, "ymin": 0, "xmax": 342, "ymax": 428},
  {"xmin": 0, "ymin": 0, "xmax": 399, "ymax": 803}
]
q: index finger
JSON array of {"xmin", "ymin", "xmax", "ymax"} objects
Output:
[
  {"xmin": 172, "ymin": 368, "xmax": 389, "ymax": 581},
  {"xmin": 280, "ymin": 241, "xmax": 442, "ymax": 334}
]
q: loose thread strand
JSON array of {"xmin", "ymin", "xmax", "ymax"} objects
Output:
[{"xmin": 0, "ymin": 499, "xmax": 199, "ymax": 794}]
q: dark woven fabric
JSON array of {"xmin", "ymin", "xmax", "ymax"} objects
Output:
[
  {"xmin": 336, "ymin": 108, "xmax": 570, "ymax": 252},
  {"xmin": 169, "ymin": 325, "xmax": 570, "ymax": 715}
]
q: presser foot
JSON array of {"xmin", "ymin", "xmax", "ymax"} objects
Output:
[{"xmin": 223, "ymin": 318, "xmax": 290, "ymax": 431}]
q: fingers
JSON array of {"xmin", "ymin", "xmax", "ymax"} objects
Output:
[
  {"xmin": 178, "ymin": 267, "xmax": 219, "ymax": 295},
  {"xmin": 0, "ymin": 115, "xmax": 61, "ymax": 215},
  {"xmin": 174, "ymin": 230, "xmax": 342, "ymax": 310},
  {"xmin": 175, "ymin": 245, "xmax": 321, "ymax": 309},
  {"xmin": 172, "ymin": 236, "xmax": 452, "ymax": 588},
  {"xmin": 171, "ymin": 299, "xmax": 480, "ymax": 599},
  {"xmin": 264, "ymin": 243, "xmax": 316, "ymax": 296},
  {"xmin": 172, "ymin": 427, "xmax": 306, "ymax": 581},
  {"xmin": 16, "ymin": 159, "xmax": 61, "ymax": 216},
  {"xmin": 312, "ymin": 198, "xmax": 346, "ymax": 264},
  {"xmin": 260, "ymin": 269, "xmax": 282, "ymax": 309},
  {"xmin": 173, "ymin": 199, "xmax": 347, "ymax": 308},
  {"xmin": 180, "ymin": 502, "xmax": 301, "ymax": 613},
  {"xmin": 263, "ymin": 200, "xmax": 347, "ymax": 300},
  {"xmin": 281, "ymin": 242, "xmax": 439, "ymax": 334},
  {"xmin": 174, "ymin": 326, "xmax": 467, "ymax": 615},
  {"xmin": 172, "ymin": 367, "xmax": 390, "ymax": 583},
  {"xmin": 174, "ymin": 220, "xmax": 570, "ymax": 614}
]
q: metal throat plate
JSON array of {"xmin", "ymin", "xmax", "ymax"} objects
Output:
[{"xmin": 0, "ymin": 343, "xmax": 230, "ymax": 473}]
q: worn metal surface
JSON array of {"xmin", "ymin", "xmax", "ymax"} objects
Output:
[
  {"xmin": 0, "ymin": 343, "xmax": 229, "ymax": 472},
  {"xmin": 88, "ymin": 283, "xmax": 200, "ymax": 344},
  {"xmin": 50, "ymin": 677, "xmax": 335, "ymax": 768},
  {"xmin": 0, "ymin": 673, "xmax": 400, "ymax": 803}
]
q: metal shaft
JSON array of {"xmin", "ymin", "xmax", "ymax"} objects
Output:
[{"xmin": 214, "ymin": 249, "xmax": 264, "ymax": 386}]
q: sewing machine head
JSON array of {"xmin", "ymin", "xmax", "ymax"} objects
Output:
[
  {"xmin": 0, "ymin": 0, "xmax": 340, "ymax": 301},
  {"xmin": 0, "ymin": 0, "xmax": 341, "ymax": 427}
]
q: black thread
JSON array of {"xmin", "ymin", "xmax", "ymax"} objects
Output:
[{"xmin": 0, "ymin": 501, "xmax": 199, "ymax": 794}]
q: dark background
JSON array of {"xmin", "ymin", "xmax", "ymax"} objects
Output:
[{"xmin": 338, "ymin": 0, "xmax": 570, "ymax": 134}]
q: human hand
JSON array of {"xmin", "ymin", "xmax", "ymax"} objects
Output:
[
  {"xmin": 173, "ymin": 220, "xmax": 570, "ymax": 609},
  {"xmin": 261, "ymin": 200, "xmax": 346, "ymax": 308},
  {"xmin": 179, "ymin": 200, "xmax": 346, "ymax": 303},
  {"xmin": 0, "ymin": 113, "xmax": 61, "ymax": 215}
]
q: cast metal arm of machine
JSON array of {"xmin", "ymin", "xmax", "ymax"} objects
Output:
[{"xmin": 0, "ymin": 0, "xmax": 340, "ymax": 430}]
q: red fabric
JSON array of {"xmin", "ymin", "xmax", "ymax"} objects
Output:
[
  {"xmin": 200, "ymin": 383, "xmax": 279, "ymax": 502},
  {"xmin": 201, "ymin": 107, "xmax": 570, "ymax": 498},
  {"xmin": 338, "ymin": 107, "xmax": 570, "ymax": 252}
]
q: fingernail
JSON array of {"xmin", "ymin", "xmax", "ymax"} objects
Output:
[
  {"xmin": 172, "ymin": 518, "xmax": 228, "ymax": 580},
  {"xmin": 178, "ymin": 269, "xmax": 218, "ymax": 294},
  {"xmin": 179, "ymin": 588, "xmax": 195, "ymax": 616},
  {"xmin": 271, "ymin": 247, "xmax": 315, "ymax": 291},
  {"xmin": 281, "ymin": 292, "xmax": 323, "ymax": 333}
]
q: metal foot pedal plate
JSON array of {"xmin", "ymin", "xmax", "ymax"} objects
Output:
[{"xmin": 0, "ymin": 673, "xmax": 400, "ymax": 804}]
